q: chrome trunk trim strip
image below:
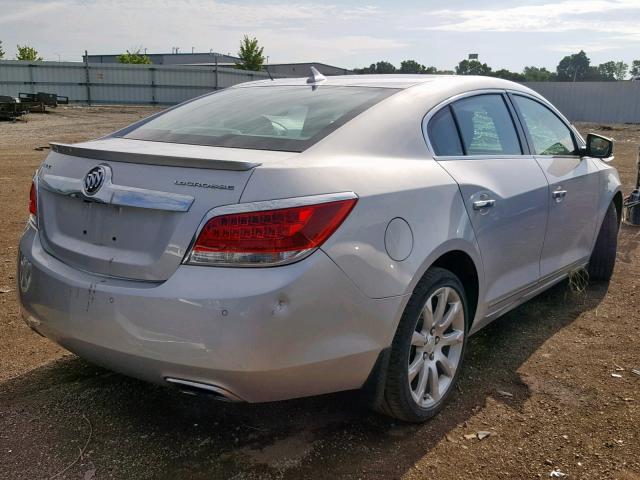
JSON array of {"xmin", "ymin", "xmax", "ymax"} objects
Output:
[{"xmin": 40, "ymin": 168, "xmax": 195, "ymax": 212}]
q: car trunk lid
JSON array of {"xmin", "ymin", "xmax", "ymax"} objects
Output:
[{"xmin": 36, "ymin": 138, "xmax": 291, "ymax": 281}]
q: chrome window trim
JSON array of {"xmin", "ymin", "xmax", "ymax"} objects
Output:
[
  {"xmin": 422, "ymin": 89, "xmax": 512, "ymax": 159},
  {"xmin": 39, "ymin": 165, "xmax": 195, "ymax": 212},
  {"xmin": 183, "ymin": 191, "xmax": 358, "ymax": 268},
  {"xmin": 422, "ymin": 88, "xmax": 585, "ymax": 161},
  {"xmin": 432, "ymin": 154, "xmax": 536, "ymax": 161}
]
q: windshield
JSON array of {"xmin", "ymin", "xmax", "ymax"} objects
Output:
[{"xmin": 122, "ymin": 86, "xmax": 398, "ymax": 152}]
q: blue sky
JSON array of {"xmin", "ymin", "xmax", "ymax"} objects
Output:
[{"xmin": 0, "ymin": 0, "xmax": 639, "ymax": 71}]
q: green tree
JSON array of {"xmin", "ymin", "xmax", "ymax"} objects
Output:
[
  {"xmin": 353, "ymin": 61, "xmax": 396, "ymax": 74},
  {"xmin": 374, "ymin": 61, "xmax": 396, "ymax": 73},
  {"xmin": 0, "ymin": 40, "xmax": 5, "ymax": 59},
  {"xmin": 631, "ymin": 60, "xmax": 640, "ymax": 77},
  {"xmin": 117, "ymin": 48, "xmax": 152, "ymax": 64},
  {"xmin": 491, "ymin": 69, "xmax": 525, "ymax": 81},
  {"xmin": 584, "ymin": 66, "xmax": 604, "ymax": 81},
  {"xmin": 352, "ymin": 64, "xmax": 374, "ymax": 74},
  {"xmin": 556, "ymin": 50, "xmax": 590, "ymax": 81},
  {"xmin": 354, "ymin": 62, "xmax": 449, "ymax": 75},
  {"xmin": 235, "ymin": 35, "xmax": 265, "ymax": 71},
  {"xmin": 608, "ymin": 61, "xmax": 628, "ymax": 80},
  {"xmin": 597, "ymin": 61, "xmax": 615, "ymax": 80},
  {"xmin": 16, "ymin": 44, "xmax": 42, "ymax": 61},
  {"xmin": 522, "ymin": 66, "xmax": 555, "ymax": 81},
  {"xmin": 399, "ymin": 59, "xmax": 425, "ymax": 73},
  {"xmin": 614, "ymin": 61, "xmax": 628, "ymax": 80},
  {"xmin": 455, "ymin": 59, "xmax": 492, "ymax": 76}
]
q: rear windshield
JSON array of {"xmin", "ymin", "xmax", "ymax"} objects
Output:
[{"xmin": 122, "ymin": 86, "xmax": 398, "ymax": 152}]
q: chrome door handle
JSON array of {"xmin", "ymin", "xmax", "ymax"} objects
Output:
[
  {"xmin": 472, "ymin": 199, "xmax": 495, "ymax": 210},
  {"xmin": 552, "ymin": 190, "xmax": 567, "ymax": 202}
]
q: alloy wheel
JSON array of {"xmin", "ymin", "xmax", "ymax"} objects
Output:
[{"xmin": 407, "ymin": 286, "xmax": 465, "ymax": 408}]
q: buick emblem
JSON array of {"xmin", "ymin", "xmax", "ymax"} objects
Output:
[{"xmin": 83, "ymin": 166, "xmax": 106, "ymax": 195}]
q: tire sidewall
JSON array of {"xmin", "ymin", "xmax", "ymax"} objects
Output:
[{"xmin": 392, "ymin": 269, "xmax": 469, "ymax": 421}]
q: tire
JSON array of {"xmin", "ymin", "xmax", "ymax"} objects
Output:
[
  {"xmin": 588, "ymin": 202, "xmax": 619, "ymax": 282},
  {"xmin": 375, "ymin": 267, "xmax": 469, "ymax": 423}
]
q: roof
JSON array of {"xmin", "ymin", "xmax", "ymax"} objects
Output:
[{"xmin": 234, "ymin": 74, "xmax": 531, "ymax": 91}]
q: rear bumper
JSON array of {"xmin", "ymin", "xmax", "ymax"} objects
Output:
[{"xmin": 17, "ymin": 226, "xmax": 405, "ymax": 402}]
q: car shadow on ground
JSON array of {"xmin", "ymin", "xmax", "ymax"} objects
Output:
[{"xmin": 0, "ymin": 280, "xmax": 609, "ymax": 479}]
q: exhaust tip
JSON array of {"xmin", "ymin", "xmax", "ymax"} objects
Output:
[{"xmin": 165, "ymin": 377, "xmax": 243, "ymax": 402}]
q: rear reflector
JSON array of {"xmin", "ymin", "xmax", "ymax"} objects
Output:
[
  {"xmin": 187, "ymin": 198, "xmax": 357, "ymax": 266},
  {"xmin": 29, "ymin": 181, "xmax": 37, "ymax": 217}
]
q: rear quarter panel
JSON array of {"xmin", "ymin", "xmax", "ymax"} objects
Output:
[{"xmin": 240, "ymin": 157, "xmax": 483, "ymax": 309}]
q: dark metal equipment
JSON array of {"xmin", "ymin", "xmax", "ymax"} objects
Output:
[
  {"xmin": 623, "ymin": 146, "xmax": 640, "ymax": 226},
  {"xmin": 18, "ymin": 92, "xmax": 69, "ymax": 113},
  {"xmin": 0, "ymin": 95, "xmax": 29, "ymax": 121}
]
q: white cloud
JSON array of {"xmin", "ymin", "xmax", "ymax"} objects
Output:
[
  {"xmin": 545, "ymin": 43, "xmax": 624, "ymax": 53},
  {"xmin": 0, "ymin": 0, "xmax": 638, "ymax": 69},
  {"xmin": 423, "ymin": 0, "xmax": 640, "ymax": 34},
  {"xmin": 0, "ymin": 1, "xmax": 64, "ymax": 24},
  {"xmin": 0, "ymin": 0, "xmax": 400, "ymax": 62}
]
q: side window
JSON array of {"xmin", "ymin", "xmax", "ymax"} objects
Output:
[
  {"xmin": 513, "ymin": 95, "xmax": 576, "ymax": 155},
  {"xmin": 450, "ymin": 94, "xmax": 522, "ymax": 155},
  {"xmin": 427, "ymin": 106, "xmax": 463, "ymax": 156}
]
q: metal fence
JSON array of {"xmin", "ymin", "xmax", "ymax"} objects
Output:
[
  {"xmin": 1, "ymin": 60, "xmax": 639, "ymax": 123},
  {"xmin": 0, "ymin": 60, "xmax": 277, "ymax": 105},
  {"xmin": 522, "ymin": 82, "xmax": 640, "ymax": 124}
]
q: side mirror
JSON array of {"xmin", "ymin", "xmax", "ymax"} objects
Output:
[{"xmin": 582, "ymin": 133, "xmax": 613, "ymax": 160}]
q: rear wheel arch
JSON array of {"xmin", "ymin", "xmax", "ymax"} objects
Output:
[
  {"xmin": 430, "ymin": 250, "xmax": 480, "ymax": 326},
  {"xmin": 612, "ymin": 191, "xmax": 623, "ymax": 225},
  {"xmin": 363, "ymin": 249, "xmax": 481, "ymax": 411},
  {"xmin": 372, "ymin": 266, "xmax": 471, "ymax": 421}
]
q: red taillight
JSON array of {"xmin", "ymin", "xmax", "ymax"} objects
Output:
[
  {"xmin": 29, "ymin": 181, "xmax": 37, "ymax": 216},
  {"xmin": 187, "ymin": 198, "xmax": 357, "ymax": 266}
]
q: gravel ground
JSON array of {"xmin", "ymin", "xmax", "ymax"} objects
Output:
[{"xmin": 0, "ymin": 107, "xmax": 639, "ymax": 480}]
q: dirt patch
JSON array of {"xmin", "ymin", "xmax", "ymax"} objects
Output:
[{"xmin": 0, "ymin": 108, "xmax": 639, "ymax": 479}]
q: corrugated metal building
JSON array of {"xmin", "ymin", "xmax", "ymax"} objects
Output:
[
  {"xmin": 84, "ymin": 53, "xmax": 352, "ymax": 77},
  {"xmin": 0, "ymin": 60, "xmax": 273, "ymax": 105},
  {"xmin": 84, "ymin": 52, "xmax": 240, "ymax": 65},
  {"xmin": 263, "ymin": 62, "xmax": 352, "ymax": 77}
]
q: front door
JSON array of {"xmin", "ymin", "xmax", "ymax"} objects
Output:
[
  {"xmin": 511, "ymin": 94, "xmax": 600, "ymax": 277},
  {"xmin": 426, "ymin": 93, "xmax": 549, "ymax": 306}
]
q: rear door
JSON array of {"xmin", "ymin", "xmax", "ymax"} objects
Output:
[
  {"xmin": 425, "ymin": 92, "xmax": 549, "ymax": 306},
  {"xmin": 510, "ymin": 94, "xmax": 600, "ymax": 276}
]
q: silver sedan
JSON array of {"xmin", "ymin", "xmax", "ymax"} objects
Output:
[{"xmin": 18, "ymin": 73, "xmax": 621, "ymax": 422}]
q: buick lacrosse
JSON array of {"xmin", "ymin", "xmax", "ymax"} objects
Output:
[{"xmin": 18, "ymin": 72, "xmax": 621, "ymax": 422}]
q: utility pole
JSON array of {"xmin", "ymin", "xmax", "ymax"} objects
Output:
[
  {"xmin": 214, "ymin": 55, "xmax": 219, "ymax": 90},
  {"xmin": 84, "ymin": 50, "xmax": 91, "ymax": 105}
]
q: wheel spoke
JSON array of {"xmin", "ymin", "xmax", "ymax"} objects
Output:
[
  {"xmin": 440, "ymin": 329, "xmax": 464, "ymax": 346},
  {"xmin": 408, "ymin": 355, "xmax": 423, "ymax": 382},
  {"xmin": 438, "ymin": 354, "xmax": 456, "ymax": 377},
  {"xmin": 438, "ymin": 301, "xmax": 460, "ymax": 331},
  {"xmin": 412, "ymin": 331, "xmax": 427, "ymax": 346},
  {"xmin": 422, "ymin": 302, "xmax": 434, "ymax": 330},
  {"xmin": 408, "ymin": 284, "xmax": 465, "ymax": 408},
  {"xmin": 413, "ymin": 361, "xmax": 429, "ymax": 401},
  {"xmin": 428, "ymin": 363, "xmax": 440, "ymax": 401},
  {"xmin": 433, "ymin": 288, "xmax": 449, "ymax": 325}
]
